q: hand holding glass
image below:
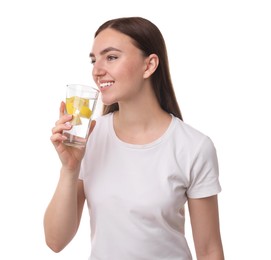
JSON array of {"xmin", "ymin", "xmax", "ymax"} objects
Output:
[{"xmin": 62, "ymin": 84, "xmax": 99, "ymax": 148}]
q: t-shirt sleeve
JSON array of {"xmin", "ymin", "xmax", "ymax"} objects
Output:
[{"xmin": 186, "ymin": 136, "xmax": 222, "ymax": 198}]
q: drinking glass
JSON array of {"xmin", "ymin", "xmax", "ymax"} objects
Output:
[{"xmin": 62, "ymin": 84, "xmax": 99, "ymax": 148}]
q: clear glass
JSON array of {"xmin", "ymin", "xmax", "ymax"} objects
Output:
[{"xmin": 62, "ymin": 84, "xmax": 99, "ymax": 148}]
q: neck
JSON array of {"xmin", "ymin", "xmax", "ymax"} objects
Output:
[
  {"xmin": 113, "ymin": 88, "xmax": 171, "ymax": 144},
  {"xmin": 117, "ymin": 104, "xmax": 162, "ymax": 127}
]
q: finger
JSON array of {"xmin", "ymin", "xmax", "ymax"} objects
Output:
[
  {"xmin": 87, "ymin": 120, "xmax": 96, "ymax": 139},
  {"xmin": 54, "ymin": 114, "xmax": 73, "ymax": 126},
  {"xmin": 50, "ymin": 132, "xmax": 67, "ymax": 144},
  {"xmin": 89, "ymin": 120, "xmax": 96, "ymax": 134},
  {"xmin": 59, "ymin": 101, "xmax": 66, "ymax": 117},
  {"xmin": 52, "ymin": 119, "xmax": 72, "ymax": 134}
]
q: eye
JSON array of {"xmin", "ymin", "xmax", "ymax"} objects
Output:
[
  {"xmin": 90, "ymin": 58, "xmax": 96, "ymax": 65},
  {"xmin": 107, "ymin": 55, "xmax": 118, "ymax": 61}
]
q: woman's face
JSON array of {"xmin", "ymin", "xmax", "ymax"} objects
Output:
[{"xmin": 90, "ymin": 28, "xmax": 148, "ymax": 106}]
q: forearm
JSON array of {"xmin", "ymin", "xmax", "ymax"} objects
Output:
[{"xmin": 44, "ymin": 168, "xmax": 80, "ymax": 252}]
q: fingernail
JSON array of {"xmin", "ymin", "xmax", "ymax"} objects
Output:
[{"xmin": 65, "ymin": 122, "xmax": 72, "ymax": 128}]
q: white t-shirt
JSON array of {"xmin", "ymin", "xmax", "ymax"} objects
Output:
[{"xmin": 79, "ymin": 113, "xmax": 221, "ymax": 260}]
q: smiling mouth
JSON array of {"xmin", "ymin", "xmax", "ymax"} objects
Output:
[{"xmin": 100, "ymin": 81, "xmax": 114, "ymax": 89}]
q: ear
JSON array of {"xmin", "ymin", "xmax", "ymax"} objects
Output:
[{"xmin": 143, "ymin": 54, "xmax": 159, "ymax": 79}]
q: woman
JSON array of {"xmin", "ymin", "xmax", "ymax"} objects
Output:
[{"xmin": 44, "ymin": 17, "xmax": 224, "ymax": 260}]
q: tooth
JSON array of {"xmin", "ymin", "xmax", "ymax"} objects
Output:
[{"xmin": 100, "ymin": 82, "xmax": 113, "ymax": 88}]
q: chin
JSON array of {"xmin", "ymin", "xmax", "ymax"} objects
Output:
[{"xmin": 101, "ymin": 97, "xmax": 117, "ymax": 106}]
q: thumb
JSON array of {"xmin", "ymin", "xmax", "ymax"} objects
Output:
[{"xmin": 88, "ymin": 120, "xmax": 96, "ymax": 138}]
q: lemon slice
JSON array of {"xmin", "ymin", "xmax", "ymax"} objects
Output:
[
  {"xmin": 66, "ymin": 96, "xmax": 91, "ymax": 125},
  {"xmin": 71, "ymin": 114, "xmax": 82, "ymax": 125},
  {"xmin": 80, "ymin": 106, "xmax": 92, "ymax": 119},
  {"xmin": 66, "ymin": 102, "xmax": 75, "ymax": 115}
]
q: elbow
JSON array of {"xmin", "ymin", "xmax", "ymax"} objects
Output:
[
  {"xmin": 45, "ymin": 236, "xmax": 67, "ymax": 253},
  {"xmin": 196, "ymin": 244, "xmax": 224, "ymax": 260},
  {"xmin": 43, "ymin": 221, "xmax": 77, "ymax": 253}
]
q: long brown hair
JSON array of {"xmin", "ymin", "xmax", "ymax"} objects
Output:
[{"xmin": 94, "ymin": 17, "xmax": 183, "ymax": 121}]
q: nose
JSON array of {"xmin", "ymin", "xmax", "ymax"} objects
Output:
[{"xmin": 92, "ymin": 60, "xmax": 106, "ymax": 79}]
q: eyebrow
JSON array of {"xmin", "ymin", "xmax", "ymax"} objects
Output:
[{"xmin": 89, "ymin": 47, "xmax": 122, "ymax": 58}]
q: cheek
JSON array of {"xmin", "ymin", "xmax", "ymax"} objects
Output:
[{"xmin": 120, "ymin": 62, "xmax": 145, "ymax": 83}]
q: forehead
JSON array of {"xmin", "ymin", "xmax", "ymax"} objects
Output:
[{"xmin": 91, "ymin": 28, "xmax": 136, "ymax": 54}]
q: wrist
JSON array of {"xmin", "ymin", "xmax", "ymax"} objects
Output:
[{"xmin": 60, "ymin": 166, "xmax": 80, "ymax": 182}]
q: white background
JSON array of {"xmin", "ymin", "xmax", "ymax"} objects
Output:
[{"xmin": 0, "ymin": 0, "xmax": 270, "ymax": 259}]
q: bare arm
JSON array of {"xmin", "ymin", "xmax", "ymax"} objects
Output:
[
  {"xmin": 44, "ymin": 172, "xmax": 85, "ymax": 252},
  {"xmin": 44, "ymin": 102, "xmax": 94, "ymax": 252},
  {"xmin": 188, "ymin": 195, "xmax": 224, "ymax": 260}
]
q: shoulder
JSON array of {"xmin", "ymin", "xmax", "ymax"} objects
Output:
[
  {"xmin": 172, "ymin": 116, "xmax": 215, "ymax": 151},
  {"xmin": 167, "ymin": 116, "xmax": 218, "ymax": 169}
]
